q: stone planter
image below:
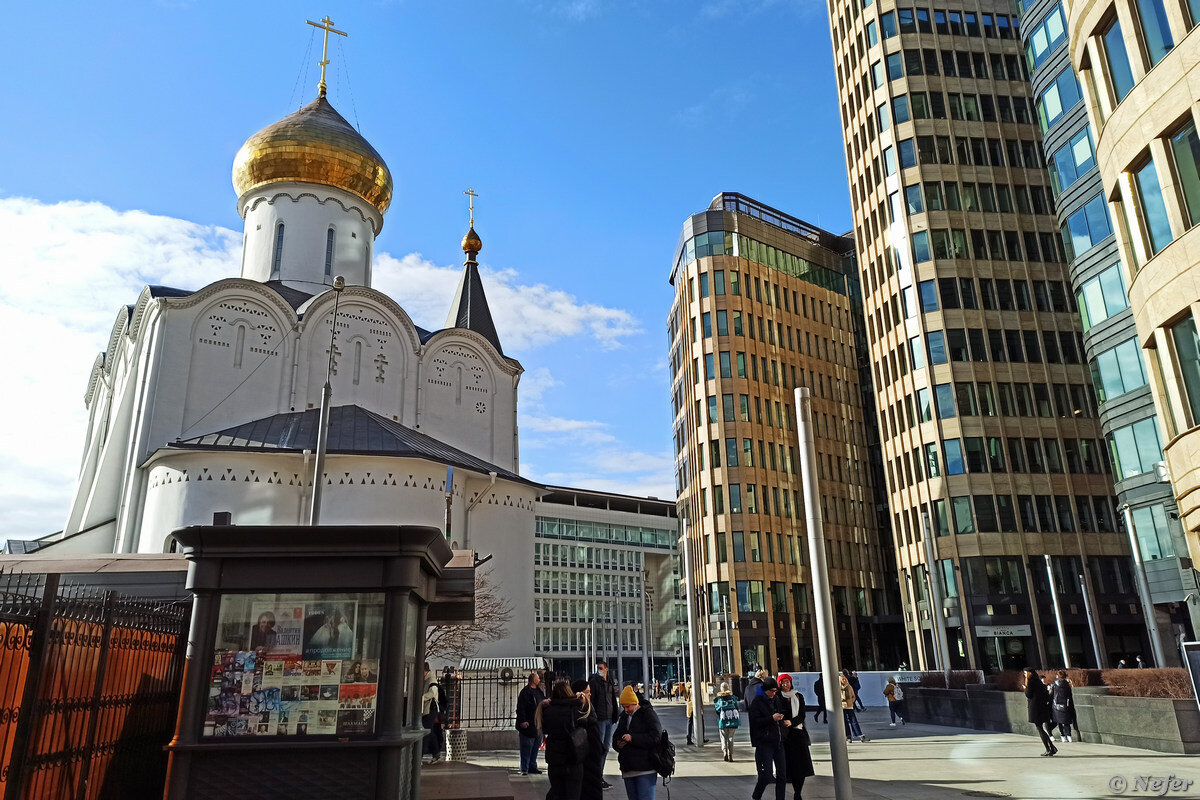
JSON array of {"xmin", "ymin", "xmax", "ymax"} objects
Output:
[{"xmin": 904, "ymin": 686, "xmax": 1200, "ymax": 754}]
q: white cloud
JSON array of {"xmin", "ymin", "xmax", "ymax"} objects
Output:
[
  {"xmin": 0, "ymin": 197, "xmax": 642, "ymax": 539},
  {"xmin": 520, "ymin": 367, "xmax": 560, "ymax": 408},
  {"xmin": 373, "ymin": 255, "xmax": 641, "ymax": 350}
]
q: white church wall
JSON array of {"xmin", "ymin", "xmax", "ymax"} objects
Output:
[
  {"xmin": 240, "ymin": 184, "xmax": 378, "ymax": 292},
  {"xmin": 296, "ymin": 291, "xmax": 420, "ymax": 422},
  {"xmin": 175, "ymin": 286, "xmax": 295, "ymax": 439},
  {"xmin": 418, "ymin": 334, "xmax": 514, "ymax": 469},
  {"xmin": 460, "ymin": 482, "xmax": 538, "ymax": 657}
]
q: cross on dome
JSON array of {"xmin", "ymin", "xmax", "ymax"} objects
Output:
[{"xmin": 306, "ymin": 16, "xmax": 348, "ymax": 98}]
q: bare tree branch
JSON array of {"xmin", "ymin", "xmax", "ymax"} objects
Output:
[{"xmin": 426, "ymin": 567, "xmax": 514, "ymax": 662}]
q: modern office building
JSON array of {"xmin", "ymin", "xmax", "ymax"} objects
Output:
[
  {"xmin": 826, "ymin": 0, "xmax": 1146, "ymax": 670},
  {"xmin": 533, "ymin": 487, "xmax": 684, "ymax": 684},
  {"xmin": 1065, "ymin": 0, "xmax": 1200, "ymax": 651},
  {"xmin": 1021, "ymin": 0, "xmax": 1198, "ymax": 659},
  {"xmin": 669, "ymin": 193, "xmax": 904, "ymax": 678}
]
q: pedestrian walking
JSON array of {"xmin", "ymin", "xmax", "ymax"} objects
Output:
[
  {"xmin": 1116, "ymin": 659, "xmax": 1127, "ymax": 669},
  {"xmin": 839, "ymin": 674, "xmax": 867, "ymax": 742},
  {"xmin": 538, "ymin": 680, "xmax": 587, "ymax": 800},
  {"xmin": 516, "ymin": 671, "xmax": 547, "ymax": 775},
  {"xmin": 1136, "ymin": 655, "xmax": 1147, "ymax": 668},
  {"xmin": 714, "ymin": 681, "xmax": 741, "ymax": 762},
  {"xmin": 746, "ymin": 669, "xmax": 767, "ymax": 708},
  {"xmin": 1022, "ymin": 669, "xmax": 1057, "ymax": 756},
  {"xmin": 1050, "ymin": 670, "xmax": 1076, "ymax": 743},
  {"xmin": 572, "ymin": 679, "xmax": 605, "ymax": 800},
  {"xmin": 588, "ymin": 660, "xmax": 619, "ymax": 789},
  {"xmin": 421, "ymin": 663, "xmax": 444, "ymax": 763},
  {"xmin": 849, "ymin": 670, "xmax": 864, "ymax": 711},
  {"xmin": 811, "ymin": 675, "xmax": 827, "ymax": 724},
  {"xmin": 613, "ymin": 685, "xmax": 662, "ymax": 800},
  {"xmin": 883, "ymin": 677, "xmax": 905, "ymax": 726},
  {"xmin": 749, "ymin": 677, "xmax": 789, "ymax": 800},
  {"xmin": 777, "ymin": 674, "xmax": 814, "ymax": 800},
  {"xmin": 684, "ymin": 681, "xmax": 695, "ymax": 744}
]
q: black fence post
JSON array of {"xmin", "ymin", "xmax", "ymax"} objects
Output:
[
  {"xmin": 4, "ymin": 573, "xmax": 59, "ymax": 800},
  {"xmin": 75, "ymin": 590, "xmax": 115, "ymax": 800}
]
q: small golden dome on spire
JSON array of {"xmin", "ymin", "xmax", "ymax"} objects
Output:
[{"xmin": 461, "ymin": 226, "xmax": 483, "ymax": 255}]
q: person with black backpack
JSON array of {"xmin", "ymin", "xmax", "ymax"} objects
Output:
[
  {"xmin": 539, "ymin": 680, "xmax": 589, "ymax": 800},
  {"xmin": 613, "ymin": 685, "xmax": 663, "ymax": 800},
  {"xmin": 420, "ymin": 663, "xmax": 444, "ymax": 764}
]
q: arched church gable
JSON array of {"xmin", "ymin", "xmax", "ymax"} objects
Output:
[
  {"xmin": 298, "ymin": 292, "xmax": 413, "ymax": 418},
  {"xmin": 179, "ymin": 290, "xmax": 293, "ymax": 433},
  {"xmin": 419, "ymin": 337, "xmax": 499, "ymax": 462}
]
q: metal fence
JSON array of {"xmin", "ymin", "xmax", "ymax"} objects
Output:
[
  {"xmin": 0, "ymin": 573, "xmax": 189, "ymax": 800},
  {"xmin": 439, "ymin": 673, "xmax": 523, "ymax": 731}
]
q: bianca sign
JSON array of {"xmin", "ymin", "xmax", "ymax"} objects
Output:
[{"xmin": 975, "ymin": 624, "xmax": 1032, "ymax": 638}]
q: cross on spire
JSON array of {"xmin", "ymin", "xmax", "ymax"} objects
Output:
[
  {"xmin": 306, "ymin": 16, "xmax": 348, "ymax": 98},
  {"xmin": 464, "ymin": 188, "xmax": 479, "ymax": 228}
]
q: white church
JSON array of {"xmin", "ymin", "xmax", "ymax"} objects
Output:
[{"xmin": 36, "ymin": 80, "xmax": 542, "ymax": 652}]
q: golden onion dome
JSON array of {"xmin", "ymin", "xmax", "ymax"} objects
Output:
[
  {"xmin": 461, "ymin": 226, "xmax": 483, "ymax": 255},
  {"xmin": 232, "ymin": 94, "xmax": 393, "ymax": 216}
]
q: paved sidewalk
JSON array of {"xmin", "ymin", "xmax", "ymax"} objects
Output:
[{"xmin": 455, "ymin": 703, "xmax": 1200, "ymax": 800}]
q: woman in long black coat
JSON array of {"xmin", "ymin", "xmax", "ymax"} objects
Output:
[
  {"xmin": 572, "ymin": 679, "xmax": 605, "ymax": 800},
  {"xmin": 1050, "ymin": 670, "xmax": 1076, "ymax": 743},
  {"xmin": 1023, "ymin": 669, "xmax": 1057, "ymax": 756},
  {"xmin": 777, "ymin": 674, "xmax": 815, "ymax": 799},
  {"xmin": 539, "ymin": 680, "xmax": 586, "ymax": 800}
]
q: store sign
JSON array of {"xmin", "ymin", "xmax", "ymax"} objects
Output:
[{"xmin": 975, "ymin": 624, "xmax": 1032, "ymax": 638}]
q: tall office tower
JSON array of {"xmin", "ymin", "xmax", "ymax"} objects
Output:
[
  {"xmin": 1023, "ymin": 0, "xmax": 1198, "ymax": 658},
  {"xmin": 826, "ymin": 1, "xmax": 1145, "ymax": 671},
  {"xmin": 669, "ymin": 193, "xmax": 905, "ymax": 677}
]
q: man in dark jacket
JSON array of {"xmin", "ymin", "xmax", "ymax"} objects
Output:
[
  {"xmin": 749, "ymin": 677, "xmax": 789, "ymax": 800},
  {"xmin": 516, "ymin": 671, "xmax": 547, "ymax": 775},
  {"xmin": 1023, "ymin": 669, "xmax": 1056, "ymax": 757},
  {"xmin": 812, "ymin": 675, "xmax": 827, "ymax": 723},
  {"xmin": 588, "ymin": 660, "xmax": 619, "ymax": 789},
  {"xmin": 613, "ymin": 685, "xmax": 663, "ymax": 800}
]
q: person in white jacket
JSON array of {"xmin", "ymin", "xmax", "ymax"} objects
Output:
[{"xmin": 421, "ymin": 663, "xmax": 443, "ymax": 763}]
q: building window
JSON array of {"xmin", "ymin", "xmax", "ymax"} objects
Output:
[
  {"xmin": 1131, "ymin": 504, "xmax": 1176, "ymax": 559},
  {"xmin": 1133, "ymin": 0, "xmax": 1174, "ymax": 65},
  {"xmin": 1061, "ymin": 193, "xmax": 1112, "ymax": 260},
  {"xmin": 1101, "ymin": 18, "xmax": 1136, "ymax": 103},
  {"xmin": 1036, "ymin": 67, "xmax": 1082, "ymax": 133},
  {"xmin": 945, "ymin": 439, "xmax": 966, "ymax": 475},
  {"xmin": 1107, "ymin": 417, "xmax": 1164, "ymax": 478},
  {"xmin": 1077, "ymin": 264, "xmax": 1128, "ymax": 330},
  {"xmin": 1025, "ymin": 4, "xmax": 1067, "ymax": 70},
  {"xmin": 1168, "ymin": 119, "xmax": 1200, "ymax": 227},
  {"xmin": 1049, "ymin": 126, "xmax": 1096, "ymax": 195},
  {"xmin": 1170, "ymin": 315, "xmax": 1200, "ymax": 426},
  {"xmin": 1091, "ymin": 337, "xmax": 1148, "ymax": 401},
  {"xmin": 272, "ymin": 223, "xmax": 285, "ymax": 276},
  {"xmin": 1133, "ymin": 157, "xmax": 1174, "ymax": 255},
  {"xmin": 325, "ymin": 228, "xmax": 335, "ymax": 276}
]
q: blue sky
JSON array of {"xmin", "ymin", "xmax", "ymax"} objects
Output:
[{"xmin": 0, "ymin": 0, "xmax": 850, "ymax": 538}]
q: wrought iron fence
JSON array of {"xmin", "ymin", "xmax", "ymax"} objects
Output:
[
  {"xmin": 438, "ymin": 673, "xmax": 524, "ymax": 731},
  {"xmin": 0, "ymin": 572, "xmax": 189, "ymax": 800}
]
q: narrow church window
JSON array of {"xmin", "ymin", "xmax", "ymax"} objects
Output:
[
  {"xmin": 234, "ymin": 325, "xmax": 246, "ymax": 369},
  {"xmin": 353, "ymin": 340, "xmax": 362, "ymax": 385},
  {"xmin": 272, "ymin": 223, "xmax": 285, "ymax": 277},
  {"xmin": 325, "ymin": 228, "xmax": 335, "ymax": 277}
]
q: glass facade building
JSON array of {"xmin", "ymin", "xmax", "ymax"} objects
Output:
[{"xmin": 826, "ymin": 0, "xmax": 1144, "ymax": 670}]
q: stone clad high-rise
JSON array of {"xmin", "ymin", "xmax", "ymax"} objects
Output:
[
  {"xmin": 669, "ymin": 193, "xmax": 904, "ymax": 677},
  {"xmin": 826, "ymin": 0, "xmax": 1147, "ymax": 669},
  {"xmin": 1065, "ymin": 0, "xmax": 1200, "ymax": 643}
]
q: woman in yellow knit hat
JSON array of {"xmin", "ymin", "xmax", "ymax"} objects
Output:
[{"xmin": 612, "ymin": 685, "xmax": 661, "ymax": 800}]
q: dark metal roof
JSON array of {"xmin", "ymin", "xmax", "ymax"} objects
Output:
[
  {"xmin": 446, "ymin": 262, "xmax": 503, "ymax": 354},
  {"xmin": 262, "ymin": 280, "xmax": 316, "ymax": 309},
  {"xmin": 147, "ymin": 285, "xmax": 197, "ymax": 299},
  {"xmin": 169, "ymin": 404, "xmax": 539, "ymax": 487}
]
